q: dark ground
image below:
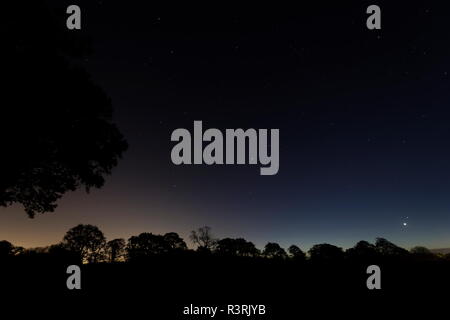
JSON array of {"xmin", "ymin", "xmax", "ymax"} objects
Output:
[{"xmin": 2, "ymin": 256, "xmax": 448, "ymax": 318}]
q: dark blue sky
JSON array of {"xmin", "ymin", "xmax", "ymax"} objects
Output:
[{"xmin": 2, "ymin": 1, "xmax": 450, "ymax": 250}]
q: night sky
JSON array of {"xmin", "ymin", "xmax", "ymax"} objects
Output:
[{"xmin": 2, "ymin": 1, "xmax": 450, "ymax": 251}]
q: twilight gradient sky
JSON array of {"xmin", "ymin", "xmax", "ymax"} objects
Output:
[{"xmin": 2, "ymin": 1, "xmax": 450, "ymax": 250}]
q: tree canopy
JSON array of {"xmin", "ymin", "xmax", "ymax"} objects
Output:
[
  {"xmin": 0, "ymin": 240, "xmax": 15, "ymax": 257},
  {"xmin": 126, "ymin": 232, "xmax": 188, "ymax": 260},
  {"xmin": 0, "ymin": 2, "xmax": 127, "ymax": 217},
  {"xmin": 106, "ymin": 238, "xmax": 126, "ymax": 263},
  {"xmin": 308, "ymin": 243, "xmax": 344, "ymax": 261},
  {"xmin": 62, "ymin": 224, "xmax": 106, "ymax": 263},
  {"xmin": 288, "ymin": 245, "xmax": 306, "ymax": 261},
  {"xmin": 190, "ymin": 226, "xmax": 217, "ymax": 251},
  {"xmin": 263, "ymin": 242, "xmax": 287, "ymax": 259},
  {"xmin": 375, "ymin": 238, "xmax": 410, "ymax": 257},
  {"xmin": 216, "ymin": 238, "xmax": 259, "ymax": 257}
]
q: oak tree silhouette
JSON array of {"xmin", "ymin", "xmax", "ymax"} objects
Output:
[
  {"xmin": 410, "ymin": 246, "xmax": 436, "ymax": 261},
  {"xmin": 163, "ymin": 232, "xmax": 188, "ymax": 251},
  {"xmin": 0, "ymin": 2, "xmax": 127, "ymax": 217},
  {"xmin": 345, "ymin": 240, "xmax": 378, "ymax": 261},
  {"xmin": 288, "ymin": 245, "xmax": 306, "ymax": 261},
  {"xmin": 375, "ymin": 237, "xmax": 410, "ymax": 257},
  {"xmin": 106, "ymin": 238, "xmax": 126, "ymax": 263},
  {"xmin": 0, "ymin": 240, "xmax": 15, "ymax": 257},
  {"xmin": 263, "ymin": 242, "xmax": 287, "ymax": 259},
  {"xmin": 308, "ymin": 243, "xmax": 344, "ymax": 261},
  {"xmin": 62, "ymin": 224, "xmax": 106, "ymax": 263},
  {"xmin": 126, "ymin": 232, "xmax": 179, "ymax": 260},
  {"xmin": 216, "ymin": 238, "xmax": 260, "ymax": 257}
]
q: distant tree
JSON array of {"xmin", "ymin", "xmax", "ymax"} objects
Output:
[
  {"xmin": 0, "ymin": 2, "xmax": 127, "ymax": 217},
  {"xmin": 163, "ymin": 232, "xmax": 187, "ymax": 251},
  {"xmin": 235, "ymin": 239, "xmax": 259, "ymax": 257},
  {"xmin": 216, "ymin": 238, "xmax": 259, "ymax": 257},
  {"xmin": 215, "ymin": 238, "xmax": 235, "ymax": 256},
  {"xmin": 410, "ymin": 246, "xmax": 436, "ymax": 260},
  {"xmin": 0, "ymin": 240, "xmax": 15, "ymax": 257},
  {"xmin": 20, "ymin": 246, "xmax": 47, "ymax": 257},
  {"xmin": 263, "ymin": 242, "xmax": 287, "ymax": 259},
  {"xmin": 190, "ymin": 226, "xmax": 217, "ymax": 252},
  {"xmin": 46, "ymin": 243, "xmax": 78, "ymax": 260},
  {"xmin": 47, "ymin": 243, "xmax": 67, "ymax": 255},
  {"xmin": 62, "ymin": 224, "xmax": 106, "ymax": 263},
  {"xmin": 243, "ymin": 242, "xmax": 260, "ymax": 257},
  {"xmin": 106, "ymin": 238, "xmax": 126, "ymax": 263},
  {"xmin": 126, "ymin": 233, "xmax": 169, "ymax": 260},
  {"xmin": 410, "ymin": 246, "xmax": 431, "ymax": 255},
  {"xmin": 309, "ymin": 243, "xmax": 344, "ymax": 261},
  {"xmin": 375, "ymin": 238, "xmax": 409, "ymax": 257},
  {"xmin": 346, "ymin": 240, "xmax": 378, "ymax": 260},
  {"xmin": 13, "ymin": 246, "xmax": 25, "ymax": 256},
  {"xmin": 288, "ymin": 245, "xmax": 306, "ymax": 261},
  {"xmin": 126, "ymin": 232, "xmax": 189, "ymax": 260}
]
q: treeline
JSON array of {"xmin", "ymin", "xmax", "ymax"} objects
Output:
[{"xmin": 0, "ymin": 224, "xmax": 447, "ymax": 263}]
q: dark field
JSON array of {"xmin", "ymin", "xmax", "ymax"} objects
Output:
[{"xmin": 2, "ymin": 254, "xmax": 448, "ymax": 318}]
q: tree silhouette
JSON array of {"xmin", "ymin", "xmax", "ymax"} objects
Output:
[
  {"xmin": 163, "ymin": 232, "xmax": 188, "ymax": 251},
  {"xmin": 1, "ymin": 2, "xmax": 127, "ymax": 217},
  {"xmin": 46, "ymin": 243, "xmax": 79, "ymax": 261},
  {"xmin": 410, "ymin": 246, "xmax": 436, "ymax": 261},
  {"xmin": 263, "ymin": 242, "xmax": 287, "ymax": 259},
  {"xmin": 62, "ymin": 224, "xmax": 106, "ymax": 263},
  {"xmin": 410, "ymin": 246, "xmax": 431, "ymax": 255},
  {"xmin": 375, "ymin": 238, "xmax": 409, "ymax": 257},
  {"xmin": 288, "ymin": 245, "xmax": 306, "ymax": 261},
  {"xmin": 190, "ymin": 226, "xmax": 217, "ymax": 252},
  {"xmin": 345, "ymin": 240, "xmax": 378, "ymax": 261},
  {"xmin": 106, "ymin": 238, "xmax": 126, "ymax": 263},
  {"xmin": 308, "ymin": 243, "xmax": 344, "ymax": 261},
  {"xmin": 0, "ymin": 240, "xmax": 15, "ymax": 257},
  {"xmin": 126, "ymin": 233, "xmax": 169, "ymax": 260},
  {"xmin": 216, "ymin": 238, "xmax": 260, "ymax": 257}
]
